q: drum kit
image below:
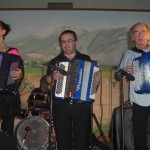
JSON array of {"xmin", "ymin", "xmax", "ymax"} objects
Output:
[{"xmin": 15, "ymin": 93, "xmax": 57, "ymax": 150}]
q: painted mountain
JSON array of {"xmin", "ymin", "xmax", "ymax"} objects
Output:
[{"xmin": 8, "ymin": 26, "xmax": 128, "ymax": 67}]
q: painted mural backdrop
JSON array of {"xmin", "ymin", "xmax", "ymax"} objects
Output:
[{"xmin": 0, "ymin": 10, "xmax": 150, "ymax": 135}]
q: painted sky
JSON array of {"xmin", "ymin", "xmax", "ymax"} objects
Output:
[{"xmin": 0, "ymin": 10, "xmax": 150, "ymax": 42}]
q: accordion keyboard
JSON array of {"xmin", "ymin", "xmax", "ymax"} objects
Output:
[
  {"xmin": 91, "ymin": 71, "xmax": 99, "ymax": 95},
  {"xmin": 55, "ymin": 64, "xmax": 66, "ymax": 95}
]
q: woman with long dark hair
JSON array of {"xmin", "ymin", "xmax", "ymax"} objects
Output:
[{"xmin": 0, "ymin": 20, "xmax": 24, "ymax": 136}]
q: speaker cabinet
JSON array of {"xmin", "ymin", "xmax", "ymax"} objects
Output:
[{"xmin": 109, "ymin": 101, "xmax": 134, "ymax": 150}]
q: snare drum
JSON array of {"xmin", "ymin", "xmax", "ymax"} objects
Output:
[
  {"xmin": 15, "ymin": 116, "xmax": 49, "ymax": 150},
  {"xmin": 28, "ymin": 93, "xmax": 50, "ymax": 110}
]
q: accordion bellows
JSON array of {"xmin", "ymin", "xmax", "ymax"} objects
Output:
[{"xmin": 55, "ymin": 60, "xmax": 100, "ymax": 103}]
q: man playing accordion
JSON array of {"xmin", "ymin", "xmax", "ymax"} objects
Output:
[
  {"xmin": 119, "ymin": 22, "xmax": 150, "ymax": 150},
  {"xmin": 47, "ymin": 30, "xmax": 101, "ymax": 150}
]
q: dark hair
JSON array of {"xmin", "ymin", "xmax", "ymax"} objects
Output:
[
  {"xmin": 0, "ymin": 20, "xmax": 11, "ymax": 38},
  {"xmin": 59, "ymin": 30, "xmax": 77, "ymax": 43},
  {"xmin": 40, "ymin": 75, "xmax": 50, "ymax": 94}
]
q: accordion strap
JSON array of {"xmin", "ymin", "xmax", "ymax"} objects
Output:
[
  {"xmin": 0, "ymin": 53, "xmax": 10, "ymax": 87},
  {"xmin": 6, "ymin": 48, "xmax": 20, "ymax": 56},
  {"xmin": 131, "ymin": 47, "xmax": 144, "ymax": 53}
]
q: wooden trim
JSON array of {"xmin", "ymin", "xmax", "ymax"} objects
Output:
[{"xmin": 0, "ymin": 8, "xmax": 150, "ymax": 12}]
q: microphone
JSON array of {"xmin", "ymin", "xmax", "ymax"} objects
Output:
[
  {"xmin": 25, "ymin": 126, "xmax": 31, "ymax": 132},
  {"xmin": 50, "ymin": 64, "xmax": 68, "ymax": 75},
  {"xmin": 113, "ymin": 66, "xmax": 135, "ymax": 81}
]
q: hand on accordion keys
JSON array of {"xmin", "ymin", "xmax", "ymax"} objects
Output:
[
  {"xmin": 10, "ymin": 68, "xmax": 22, "ymax": 80},
  {"xmin": 95, "ymin": 71, "xmax": 101, "ymax": 85},
  {"xmin": 50, "ymin": 64, "xmax": 68, "ymax": 75},
  {"xmin": 52, "ymin": 70, "xmax": 60, "ymax": 81},
  {"xmin": 50, "ymin": 64, "xmax": 68, "ymax": 81}
]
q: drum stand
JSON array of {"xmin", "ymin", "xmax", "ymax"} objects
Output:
[
  {"xmin": 19, "ymin": 127, "xmax": 31, "ymax": 150},
  {"xmin": 20, "ymin": 136, "xmax": 26, "ymax": 150}
]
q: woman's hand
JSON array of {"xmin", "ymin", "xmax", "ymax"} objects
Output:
[{"xmin": 10, "ymin": 68, "xmax": 22, "ymax": 80}]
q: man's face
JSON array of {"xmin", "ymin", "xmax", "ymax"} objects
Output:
[
  {"xmin": 59, "ymin": 33, "xmax": 78, "ymax": 55},
  {"xmin": 132, "ymin": 24, "xmax": 150, "ymax": 49}
]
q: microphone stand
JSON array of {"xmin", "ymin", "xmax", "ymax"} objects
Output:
[
  {"xmin": 48, "ymin": 72, "xmax": 55, "ymax": 150},
  {"xmin": 114, "ymin": 66, "xmax": 135, "ymax": 150},
  {"xmin": 119, "ymin": 77, "xmax": 125, "ymax": 150},
  {"xmin": 115, "ymin": 72, "xmax": 125, "ymax": 150},
  {"xmin": 48, "ymin": 65, "xmax": 67, "ymax": 150}
]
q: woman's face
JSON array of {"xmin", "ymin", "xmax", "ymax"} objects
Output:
[
  {"xmin": 131, "ymin": 24, "xmax": 150, "ymax": 49},
  {"xmin": 0, "ymin": 26, "xmax": 6, "ymax": 40}
]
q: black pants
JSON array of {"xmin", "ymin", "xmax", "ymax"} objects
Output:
[
  {"xmin": 133, "ymin": 103, "xmax": 150, "ymax": 150},
  {"xmin": 0, "ymin": 93, "xmax": 20, "ymax": 135},
  {"xmin": 52, "ymin": 100, "xmax": 92, "ymax": 150},
  {"xmin": 1, "ymin": 117, "xmax": 14, "ymax": 135}
]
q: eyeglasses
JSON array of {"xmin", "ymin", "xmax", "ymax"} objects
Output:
[
  {"xmin": 133, "ymin": 30, "xmax": 148, "ymax": 36},
  {"xmin": 60, "ymin": 39, "xmax": 76, "ymax": 44}
]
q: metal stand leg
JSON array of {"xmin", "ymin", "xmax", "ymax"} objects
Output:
[
  {"xmin": 20, "ymin": 138, "xmax": 26, "ymax": 150},
  {"xmin": 120, "ymin": 79, "xmax": 125, "ymax": 150},
  {"xmin": 20, "ymin": 127, "xmax": 31, "ymax": 150},
  {"xmin": 48, "ymin": 73, "xmax": 58, "ymax": 150},
  {"xmin": 91, "ymin": 113, "xmax": 111, "ymax": 150}
]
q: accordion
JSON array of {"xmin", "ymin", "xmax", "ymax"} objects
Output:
[
  {"xmin": 0, "ymin": 52, "xmax": 23, "ymax": 94},
  {"xmin": 55, "ymin": 60, "xmax": 100, "ymax": 103},
  {"xmin": 132, "ymin": 52, "xmax": 150, "ymax": 94}
]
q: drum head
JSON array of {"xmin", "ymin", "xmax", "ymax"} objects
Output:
[{"xmin": 15, "ymin": 116, "xmax": 49, "ymax": 150}]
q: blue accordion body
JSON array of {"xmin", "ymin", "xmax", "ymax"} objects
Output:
[
  {"xmin": 133, "ymin": 52, "xmax": 150, "ymax": 94},
  {"xmin": 55, "ymin": 59, "xmax": 100, "ymax": 103}
]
